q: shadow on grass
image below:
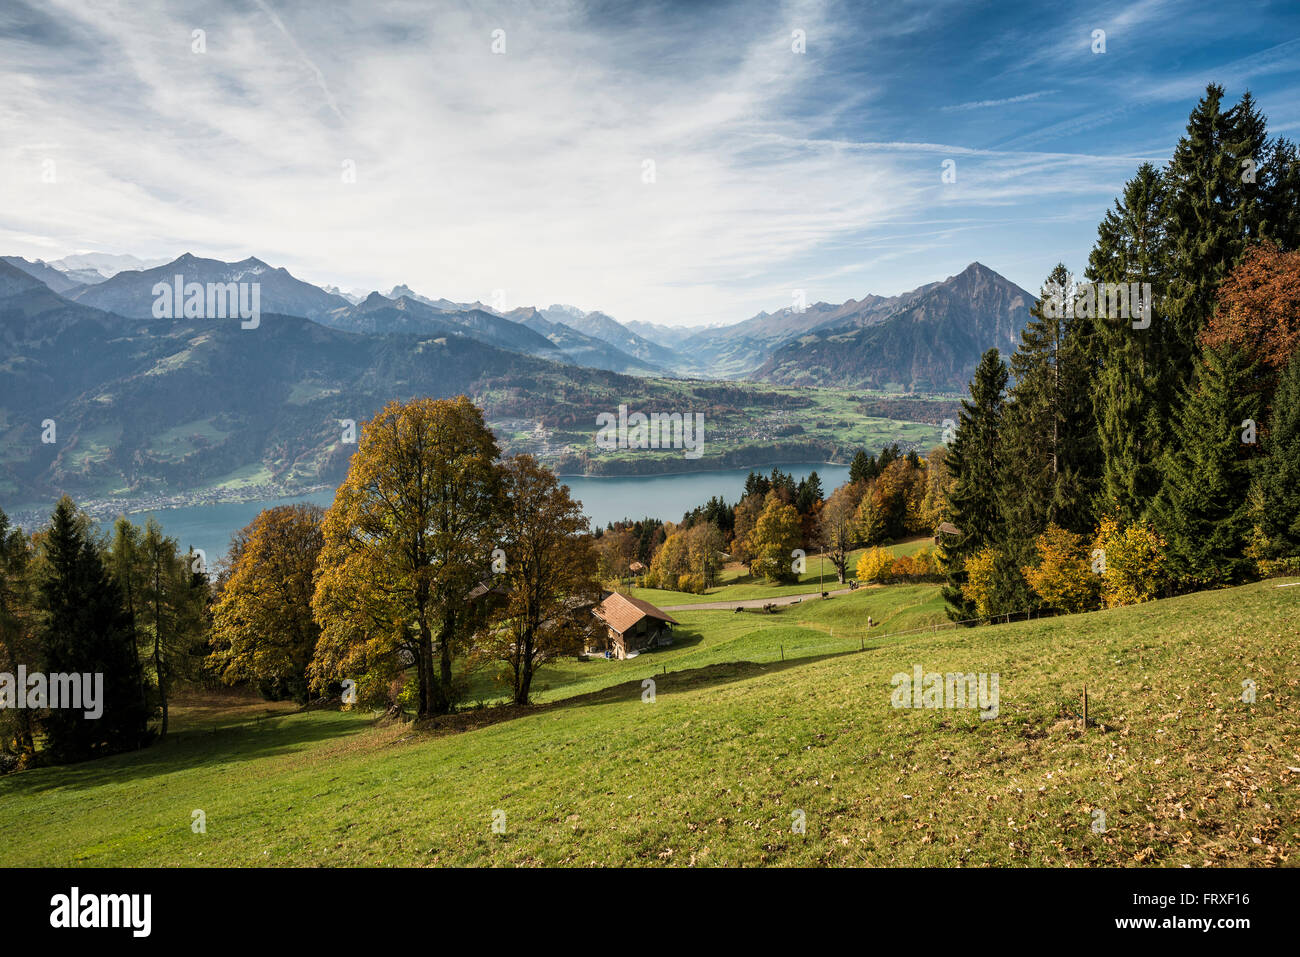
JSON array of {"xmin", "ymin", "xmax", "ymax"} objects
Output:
[
  {"xmin": 0, "ymin": 710, "xmax": 368, "ymax": 797},
  {"xmin": 415, "ymin": 646, "xmax": 875, "ymax": 738},
  {"xmin": 2, "ymin": 640, "xmax": 881, "ymax": 794}
]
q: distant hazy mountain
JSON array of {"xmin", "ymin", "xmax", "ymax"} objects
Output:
[
  {"xmin": 387, "ymin": 284, "xmax": 495, "ymax": 314},
  {"xmin": 322, "ymin": 284, "xmax": 367, "ymax": 305},
  {"xmin": 507, "ymin": 306, "xmax": 662, "ymax": 374},
  {"xmin": 1, "ymin": 257, "xmax": 91, "ymax": 294},
  {"xmin": 754, "ymin": 263, "xmax": 1032, "ymax": 391},
  {"xmin": 622, "ymin": 318, "xmax": 702, "ymax": 349},
  {"xmin": 540, "ymin": 305, "xmax": 680, "ymax": 369},
  {"xmin": 672, "ymin": 283, "xmax": 948, "ymax": 377},
  {"xmin": 69, "ymin": 253, "xmax": 351, "ymax": 321},
  {"xmin": 318, "ymin": 292, "xmax": 562, "ymax": 358},
  {"xmin": 0, "ymin": 259, "xmax": 50, "ymax": 299},
  {"xmin": 48, "ymin": 252, "xmax": 170, "ymax": 277}
]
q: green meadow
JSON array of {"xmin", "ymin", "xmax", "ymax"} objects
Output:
[{"xmin": 2, "ymin": 578, "xmax": 1296, "ymax": 867}]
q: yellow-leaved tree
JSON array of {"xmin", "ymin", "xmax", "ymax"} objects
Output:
[
  {"xmin": 855, "ymin": 545, "xmax": 893, "ymax": 583},
  {"xmin": 1092, "ymin": 516, "xmax": 1168, "ymax": 607},
  {"xmin": 751, "ymin": 494, "xmax": 802, "ymax": 582},
  {"xmin": 1021, "ymin": 524, "xmax": 1099, "ymax": 613},
  {"xmin": 310, "ymin": 397, "xmax": 502, "ymax": 717},
  {"xmin": 960, "ymin": 547, "xmax": 999, "ymax": 619},
  {"xmin": 209, "ymin": 504, "xmax": 325, "ymax": 702}
]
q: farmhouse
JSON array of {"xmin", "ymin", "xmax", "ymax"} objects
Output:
[
  {"xmin": 934, "ymin": 521, "xmax": 961, "ymax": 545},
  {"xmin": 591, "ymin": 592, "xmax": 679, "ymax": 658}
]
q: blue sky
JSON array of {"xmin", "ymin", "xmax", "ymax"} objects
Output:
[{"xmin": 1, "ymin": 0, "xmax": 1298, "ymax": 328}]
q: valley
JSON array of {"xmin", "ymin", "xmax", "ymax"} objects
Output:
[{"xmin": 0, "ymin": 253, "xmax": 978, "ymax": 519}]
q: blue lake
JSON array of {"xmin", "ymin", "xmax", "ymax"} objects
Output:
[{"xmin": 127, "ymin": 463, "xmax": 851, "ymax": 563}]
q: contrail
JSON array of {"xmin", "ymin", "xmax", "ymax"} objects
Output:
[{"xmin": 252, "ymin": 0, "xmax": 345, "ymax": 121}]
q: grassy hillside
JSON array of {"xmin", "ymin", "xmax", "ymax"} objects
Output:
[
  {"xmin": 1, "ymin": 580, "xmax": 1295, "ymax": 867},
  {"xmin": 466, "ymin": 582, "xmax": 948, "ymax": 704}
]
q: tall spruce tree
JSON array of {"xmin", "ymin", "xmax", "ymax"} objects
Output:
[
  {"xmin": 1249, "ymin": 346, "xmax": 1300, "ymax": 568},
  {"xmin": 1151, "ymin": 345, "xmax": 1261, "ymax": 588},
  {"xmin": 1164, "ymin": 86, "xmax": 1272, "ymax": 383},
  {"xmin": 1001, "ymin": 264, "xmax": 1101, "ymax": 540},
  {"xmin": 940, "ymin": 349, "xmax": 1008, "ymax": 619},
  {"xmin": 36, "ymin": 497, "xmax": 149, "ymax": 761},
  {"xmin": 1086, "ymin": 163, "xmax": 1175, "ymax": 524}
]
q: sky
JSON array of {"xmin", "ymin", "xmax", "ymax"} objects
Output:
[{"xmin": 2, "ymin": 0, "xmax": 1298, "ymax": 329}]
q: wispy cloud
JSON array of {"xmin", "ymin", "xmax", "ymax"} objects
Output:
[
  {"xmin": 941, "ymin": 91, "xmax": 1057, "ymax": 112},
  {"xmin": 0, "ymin": 0, "xmax": 1297, "ymax": 325}
]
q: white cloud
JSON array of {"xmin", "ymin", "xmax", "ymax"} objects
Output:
[{"xmin": 0, "ymin": 0, "xmax": 1266, "ymax": 326}]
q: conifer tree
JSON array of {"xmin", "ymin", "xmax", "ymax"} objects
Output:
[
  {"xmin": 1151, "ymin": 344, "xmax": 1261, "ymax": 588},
  {"xmin": 36, "ymin": 497, "xmax": 149, "ymax": 760},
  {"xmin": 1086, "ymin": 163, "xmax": 1175, "ymax": 524},
  {"xmin": 848, "ymin": 450, "xmax": 873, "ymax": 485},
  {"xmin": 1163, "ymin": 86, "xmax": 1271, "ymax": 381},
  {"xmin": 1249, "ymin": 347, "xmax": 1300, "ymax": 570},
  {"xmin": 1000, "ymin": 264, "xmax": 1101, "ymax": 542},
  {"xmin": 940, "ymin": 349, "xmax": 1008, "ymax": 619}
]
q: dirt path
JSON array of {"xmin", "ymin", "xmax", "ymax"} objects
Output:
[{"xmin": 660, "ymin": 586, "xmax": 859, "ymax": 612}]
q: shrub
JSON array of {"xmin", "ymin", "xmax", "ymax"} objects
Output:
[
  {"xmin": 676, "ymin": 572, "xmax": 705, "ymax": 594},
  {"xmin": 890, "ymin": 554, "xmax": 918, "ymax": 579},
  {"xmin": 1022, "ymin": 524, "xmax": 1099, "ymax": 613},
  {"xmin": 1092, "ymin": 516, "xmax": 1168, "ymax": 606},
  {"xmin": 855, "ymin": 546, "xmax": 893, "ymax": 583}
]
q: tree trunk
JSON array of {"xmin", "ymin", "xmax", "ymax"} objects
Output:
[
  {"xmin": 515, "ymin": 632, "xmax": 535, "ymax": 705},
  {"xmin": 437, "ymin": 618, "xmax": 454, "ymax": 714},
  {"xmin": 153, "ymin": 560, "xmax": 167, "ymax": 738},
  {"xmin": 417, "ymin": 619, "xmax": 440, "ymax": 717}
]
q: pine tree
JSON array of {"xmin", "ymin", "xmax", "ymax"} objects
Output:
[
  {"xmin": 941, "ymin": 349, "xmax": 1008, "ymax": 619},
  {"xmin": 1151, "ymin": 345, "xmax": 1261, "ymax": 588},
  {"xmin": 1257, "ymin": 134, "xmax": 1300, "ymax": 252},
  {"xmin": 36, "ymin": 497, "xmax": 149, "ymax": 761},
  {"xmin": 1249, "ymin": 347, "xmax": 1300, "ymax": 569}
]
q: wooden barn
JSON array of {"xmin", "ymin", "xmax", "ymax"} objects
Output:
[{"xmin": 590, "ymin": 592, "xmax": 679, "ymax": 659}]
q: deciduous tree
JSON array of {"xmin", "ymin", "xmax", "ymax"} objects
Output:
[{"xmin": 311, "ymin": 397, "xmax": 502, "ymax": 717}]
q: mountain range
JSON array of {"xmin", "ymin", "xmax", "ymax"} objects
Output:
[
  {"xmin": 1, "ymin": 250, "xmax": 1034, "ymax": 504},
  {"xmin": 3, "ymin": 250, "xmax": 1033, "ymax": 389}
]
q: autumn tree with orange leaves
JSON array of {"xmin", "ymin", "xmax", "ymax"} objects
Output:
[{"xmin": 1201, "ymin": 242, "xmax": 1300, "ymax": 411}]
